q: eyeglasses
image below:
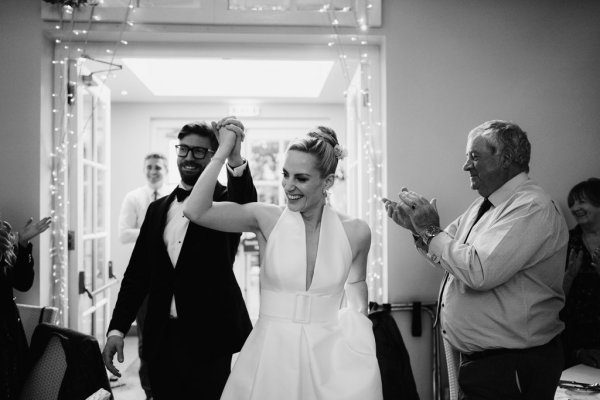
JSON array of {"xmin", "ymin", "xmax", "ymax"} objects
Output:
[{"xmin": 175, "ymin": 145, "xmax": 215, "ymax": 160}]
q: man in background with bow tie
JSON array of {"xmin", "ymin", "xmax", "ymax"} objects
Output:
[
  {"xmin": 103, "ymin": 118, "xmax": 257, "ymax": 400},
  {"xmin": 383, "ymin": 120, "xmax": 568, "ymax": 399}
]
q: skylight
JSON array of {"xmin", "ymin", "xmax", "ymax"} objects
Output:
[{"xmin": 122, "ymin": 58, "xmax": 334, "ymax": 98}]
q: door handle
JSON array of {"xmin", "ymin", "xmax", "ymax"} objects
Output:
[
  {"xmin": 78, "ymin": 271, "xmax": 93, "ymax": 299},
  {"xmin": 108, "ymin": 261, "xmax": 117, "ymax": 280}
]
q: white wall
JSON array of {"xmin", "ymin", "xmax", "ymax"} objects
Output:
[
  {"xmin": 109, "ymin": 102, "xmax": 345, "ymax": 311},
  {"xmin": 378, "ymin": 0, "xmax": 600, "ymax": 304},
  {"xmin": 0, "ymin": 0, "xmax": 54, "ymax": 306}
]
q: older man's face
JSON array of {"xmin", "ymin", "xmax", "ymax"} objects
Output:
[{"xmin": 463, "ymin": 134, "xmax": 506, "ymax": 198}]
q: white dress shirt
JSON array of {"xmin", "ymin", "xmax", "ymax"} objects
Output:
[
  {"xmin": 118, "ymin": 184, "xmax": 173, "ymax": 244},
  {"xmin": 163, "ymin": 189, "xmax": 190, "ymax": 318},
  {"xmin": 425, "ymin": 173, "xmax": 568, "ymax": 353}
]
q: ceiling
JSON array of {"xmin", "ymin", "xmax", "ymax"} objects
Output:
[
  {"xmin": 81, "ymin": 51, "xmax": 353, "ymax": 104},
  {"xmin": 43, "ymin": 1, "xmax": 377, "ymax": 105}
]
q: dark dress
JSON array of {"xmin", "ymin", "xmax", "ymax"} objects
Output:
[
  {"xmin": 560, "ymin": 226, "xmax": 600, "ymax": 368},
  {"xmin": 0, "ymin": 243, "xmax": 34, "ymax": 400}
]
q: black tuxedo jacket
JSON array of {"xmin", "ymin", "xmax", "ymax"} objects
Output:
[{"xmin": 108, "ymin": 166, "xmax": 257, "ymax": 361}]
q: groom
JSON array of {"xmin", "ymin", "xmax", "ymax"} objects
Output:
[{"xmin": 102, "ymin": 118, "xmax": 257, "ymax": 400}]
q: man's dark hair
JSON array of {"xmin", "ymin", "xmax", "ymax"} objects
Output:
[
  {"xmin": 177, "ymin": 122, "xmax": 218, "ymax": 150},
  {"xmin": 567, "ymin": 177, "xmax": 600, "ymax": 208}
]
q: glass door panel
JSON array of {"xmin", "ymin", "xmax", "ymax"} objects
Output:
[
  {"xmin": 96, "ymin": 169, "xmax": 107, "ymax": 231},
  {"xmin": 83, "ymin": 165, "xmax": 93, "ymax": 235},
  {"xmin": 68, "ymin": 60, "xmax": 115, "ymax": 343}
]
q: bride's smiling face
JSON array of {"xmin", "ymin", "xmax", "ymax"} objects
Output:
[{"xmin": 281, "ymin": 150, "xmax": 327, "ymax": 213}]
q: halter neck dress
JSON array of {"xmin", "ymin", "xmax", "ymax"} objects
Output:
[{"xmin": 220, "ymin": 206, "xmax": 382, "ymax": 400}]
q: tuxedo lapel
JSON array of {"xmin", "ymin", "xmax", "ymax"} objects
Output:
[
  {"xmin": 158, "ymin": 190, "xmax": 178, "ymax": 233},
  {"xmin": 154, "ymin": 190, "xmax": 178, "ymax": 269}
]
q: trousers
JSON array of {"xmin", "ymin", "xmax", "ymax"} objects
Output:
[
  {"xmin": 458, "ymin": 335, "xmax": 563, "ymax": 400},
  {"xmin": 149, "ymin": 318, "xmax": 232, "ymax": 400}
]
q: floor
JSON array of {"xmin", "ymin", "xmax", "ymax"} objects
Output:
[{"xmin": 110, "ymin": 336, "xmax": 146, "ymax": 400}]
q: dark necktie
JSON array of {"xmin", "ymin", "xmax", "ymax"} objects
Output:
[
  {"xmin": 434, "ymin": 198, "xmax": 493, "ymax": 327},
  {"xmin": 174, "ymin": 187, "xmax": 191, "ymax": 202},
  {"xmin": 153, "ymin": 190, "xmax": 158, "ymax": 201},
  {"xmin": 464, "ymin": 197, "xmax": 493, "ymax": 241}
]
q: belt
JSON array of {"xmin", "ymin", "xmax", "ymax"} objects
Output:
[
  {"xmin": 461, "ymin": 335, "xmax": 560, "ymax": 361},
  {"xmin": 259, "ymin": 289, "xmax": 342, "ymax": 324}
]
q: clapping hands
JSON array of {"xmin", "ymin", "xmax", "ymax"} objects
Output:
[
  {"xmin": 17, "ymin": 217, "xmax": 51, "ymax": 247},
  {"xmin": 382, "ymin": 187, "xmax": 440, "ymax": 237}
]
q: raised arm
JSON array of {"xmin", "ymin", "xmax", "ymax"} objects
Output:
[
  {"xmin": 345, "ymin": 219, "xmax": 372, "ymax": 316},
  {"xmin": 184, "ymin": 120, "xmax": 260, "ymax": 233}
]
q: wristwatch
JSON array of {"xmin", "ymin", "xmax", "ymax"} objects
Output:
[{"xmin": 422, "ymin": 225, "xmax": 443, "ymax": 247}]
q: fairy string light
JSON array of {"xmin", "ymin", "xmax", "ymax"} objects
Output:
[
  {"xmin": 323, "ymin": 1, "xmax": 384, "ymax": 302},
  {"xmin": 49, "ymin": 3, "xmax": 79, "ymax": 327},
  {"xmin": 49, "ymin": 0, "xmax": 133, "ymax": 326}
]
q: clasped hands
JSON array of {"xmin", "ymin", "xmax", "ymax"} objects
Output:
[
  {"xmin": 211, "ymin": 116, "xmax": 246, "ymax": 166},
  {"xmin": 382, "ymin": 187, "xmax": 440, "ymax": 239}
]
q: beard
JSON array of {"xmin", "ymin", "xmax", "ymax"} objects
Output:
[{"xmin": 178, "ymin": 161, "xmax": 205, "ymax": 187}]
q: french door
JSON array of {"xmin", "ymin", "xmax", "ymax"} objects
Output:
[{"xmin": 67, "ymin": 60, "xmax": 115, "ymax": 344}]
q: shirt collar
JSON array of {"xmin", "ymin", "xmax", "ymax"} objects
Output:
[
  {"xmin": 487, "ymin": 172, "xmax": 529, "ymax": 207},
  {"xmin": 177, "ymin": 182, "xmax": 193, "ymax": 191},
  {"xmin": 145, "ymin": 183, "xmax": 179, "ymax": 198}
]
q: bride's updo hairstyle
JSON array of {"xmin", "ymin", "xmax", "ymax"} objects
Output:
[{"xmin": 287, "ymin": 126, "xmax": 347, "ymax": 178}]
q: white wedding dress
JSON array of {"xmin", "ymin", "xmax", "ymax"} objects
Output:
[{"xmin": 220, "ymin": 206, "xmax": 383, "ymax": 400}]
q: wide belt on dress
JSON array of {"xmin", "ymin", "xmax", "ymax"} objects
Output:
[{"xmin": 260, "ymin": 289, "xmax": 343, "ymax": 324}]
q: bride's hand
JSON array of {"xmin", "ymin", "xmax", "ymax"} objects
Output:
[
  {"xmin": 214, "ymin": 116, "xmax": 245, "ymax": 141},
  {"xmin": 211, "ymin": 123, "xmax": 237, "ymax": 158},
  {"xmin": 212, "ymin": 117, "xmax": 245, "ymax": 165}
]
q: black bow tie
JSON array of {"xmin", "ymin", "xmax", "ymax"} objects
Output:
[{"xmin": 174, "ymin": 187, "xmax": 192, "ymax": 202}]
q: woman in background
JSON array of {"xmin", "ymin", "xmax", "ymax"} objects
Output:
[
  {"xmin": 184, "ymin": 122, "xmax": 382, "ymax": 400},
  {"xmin": 0, "ymin": 217, "xmax": 51, "ymax": 399},
  {"xmin": 561, "ymin": 178, "xmax": 600, "ymax": 368}
]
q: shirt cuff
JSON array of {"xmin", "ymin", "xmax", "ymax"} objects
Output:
[
  {"xmin": 426, "ymin": 231, "xmax": 450, "ymax": 264},
  {"xmin": 107, "ymin": 329, "xmax": 124, "ymax": 338},
  {"xmin": 226, "ymin": 159, "xmax": 247, "ymax": 177}
]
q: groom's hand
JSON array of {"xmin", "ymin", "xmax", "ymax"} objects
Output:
[
  {"xmin": 211, "ymin": 120, "xmax": 237, "ymax": 157},
  {"xmin": 215, "ymin": 117, "xmax": 246, "ymax": 167},
  {"xmin": 102, "ymin": 335, "xmax": 124, "ymax": 377}
]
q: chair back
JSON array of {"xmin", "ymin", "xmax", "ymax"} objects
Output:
[
  {"xmin": 19, "ymin": 336, "xmax": 67, "ymax": 400},
  {"xmin": 19, "ymin": 323, "xmax": 112, "ymax": 400},
  {"xmin": 16, "ymin": 303, "xmax": 59, "ymax": 345}
]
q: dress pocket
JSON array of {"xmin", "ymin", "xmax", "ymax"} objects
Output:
[{"xmin": 338, "ymin": 308, "xmax": 377, "ymax": 355}]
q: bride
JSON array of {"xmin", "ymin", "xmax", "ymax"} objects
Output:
[{"xmin": 184, "ymin": 119, "xmax": 382, "ymax": 400}]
